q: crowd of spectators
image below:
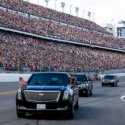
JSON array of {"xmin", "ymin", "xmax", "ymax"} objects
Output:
[
  {"xmin": 0, "ymin": 31, "xmax": 125, "ymax": 72},
  {"xmin": 0, "ymin": 0, "xmax": 124, "ymax": 72},
  {"xmin": 0, "ymin": 0, "xmax": 110, "ymax": 35},
  {"xmin": 0, "ymin": 5, "xmax": 125, "ymax": 50}
]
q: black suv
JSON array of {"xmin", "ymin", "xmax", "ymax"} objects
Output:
[
  {"xmin": 71, "ymin": 73, "xmax": 93, "ymax": 96},
  {"xmin": 16, "ymin": 72, "xmax": 79, "ymax": 118}
]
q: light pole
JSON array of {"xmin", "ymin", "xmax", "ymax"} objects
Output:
[
  {"xmin": 69, "ymin": 4, "xmax": 72, "ymax": 15},
  {"xmin": 55, "ymin": 0, "xmax": 57, "ymax": 10},
  {"xmin": 61, "ymin": 1, "xmax": 65, "ymax": 12},
  {"xmin": 75, "ymin": 7, "xmax": 79, "ymax": 16},
  {"xmin": 88, "ymin": 11, "xmax": 91, "ymax": 20},
  {"xmin": 45, "ymin": 0, "xmax": 50, "ymax": 7}
]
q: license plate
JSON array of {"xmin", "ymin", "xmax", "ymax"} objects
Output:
[
  {"xmin": 83, "ymin": 91, "xmax": 86, "ymax": 93},
  {"xmin": 37, "ymin": 104, "xmax": 46, "ymax": 110}
]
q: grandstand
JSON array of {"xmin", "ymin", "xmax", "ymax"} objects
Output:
[{"xmin": 0, "ymin": 0, "xmax": 125, "ymax": 72}]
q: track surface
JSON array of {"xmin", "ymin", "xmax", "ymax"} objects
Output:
[{"xmin": 0, "ymin": 78, "xmax": 125, "ymax": 125}]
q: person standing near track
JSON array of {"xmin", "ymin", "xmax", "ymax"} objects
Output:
[{"xmin": 19, "ymin": 77, "xmax": 27, "ymax": 88}]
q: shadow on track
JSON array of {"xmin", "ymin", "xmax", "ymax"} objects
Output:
[
  {"xmin": 18, "ymin": 106, "xmax": 102, "ymax": 120},
  {"xmin": 75, "ymin": 106, "xmax": 104, "ymax": 120},
  {"xmin": 20, "ymin": 112, "xmax": 76, "ymax": 120}
]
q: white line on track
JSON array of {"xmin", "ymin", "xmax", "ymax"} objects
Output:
[
  {"xmin": 120, "ymin": 95, "xmax": 125, "ymax": 102},
  {"xmin": 0, "ymin": 90, "xmax": 16, "ymax": 96}
]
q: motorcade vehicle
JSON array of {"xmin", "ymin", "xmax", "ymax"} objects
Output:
[
  {"xmin": 101, "ymin": 74, "xmax": 119, "ymax": 87},
  {"xmin": 16, "ymin": 72, "xmax": 79, "ymax": 118},
  {"xmin": 71, "ymin": 73, "xmax": 93, "ymax": 96}
]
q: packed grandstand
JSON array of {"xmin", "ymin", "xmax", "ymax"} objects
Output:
[{"xmin": 0, "ymin": 0, "xmax": 125, "ymax": 72}]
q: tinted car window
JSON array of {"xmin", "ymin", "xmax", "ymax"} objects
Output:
[
  {"xmin": 28, "ymin": 73, "xmax": 68, "ymax": 86},
  {"xmin": 104, "ymin": 75, "xmax": 116, "ymax": 80},
  {"xmin": 74, "ymin": 75, "xmax": 87, "ymax": 83}
]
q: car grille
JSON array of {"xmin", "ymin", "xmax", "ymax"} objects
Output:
[
  {"xmin": 24, "ymin": 90, "xmax": 60, "ymax": 103},
  {"xmin": 104, "ymin": 80, "xmax": 114, "ymax": 83}
]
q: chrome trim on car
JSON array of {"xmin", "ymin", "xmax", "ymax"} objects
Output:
[
  {"xmin": 24, "ymin": 90, "xmax": 61, "ymax": 103},
  {"xmin": 18, "ymin": 106, "xmax": 68, "ymax": 111}
]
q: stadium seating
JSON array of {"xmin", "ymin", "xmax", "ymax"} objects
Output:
[
  {"xmin": 0, "ymin": 31, "xmax": 124, "ymax": 72},
  {"xmin": 0, "ymin": 6, "xmax": 125, "ymax": 49},
  {"xmin": 0, "ymin": 0, "xmax": 124, "ymax": 71},
  {"xmin": 0, "ymin": 0, "xmax": 111, "ymax": 35}
]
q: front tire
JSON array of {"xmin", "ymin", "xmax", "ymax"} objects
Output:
[
  {"xmin": 113, "ymin": 82, "xmax": 117, "ymax": 87},
  {"xmin": 79, "ymin": 90, "xmax": 84, "ymax": 97},
  {"xmin": 74, "ymin": 101, "xmax": 79, "ymax": 110},
  {"xmin": 102, "ymin": 83, "xmax": 104, "ymax": 87},
  {"xmin": 16, "ymin": 107, "xmax": 25, "ymax": 118},
  {"xmin": 89, "ymin": 90, "xmax": 93, "ymax": 96},
  {"xmin": 67, "ymin": 105, "xmax": 74, "ymax": 119},
  {"xmin": 86, "ymin": 90, "xmax": 90, "ymax": 97}
]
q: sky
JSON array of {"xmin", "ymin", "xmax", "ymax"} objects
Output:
[{"xmin": 27, "ymin": 0, "xmax": 125, "ymax": 26}]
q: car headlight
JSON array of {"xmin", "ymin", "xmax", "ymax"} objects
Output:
[
  {"xmin": 17, "ymin": 88, "xmax": 22, "ymax": 100},
  {"xmin": 78, "ymin": 84, "xmax": 82, "ymax": 88},
  {"xmin": 102, "ymin": 80, "xmax": 105, "ymax": 82},
  {"xmin": 86, "ymin": 83, "xmax": 89, "ymax": 86},
  {"xmin": 63, "ymin": 87, "xmax": 73, "ymax": 100},
  {"xmin": 80, "ymin": 84, "xmax": 85, "ymax": 88}
]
